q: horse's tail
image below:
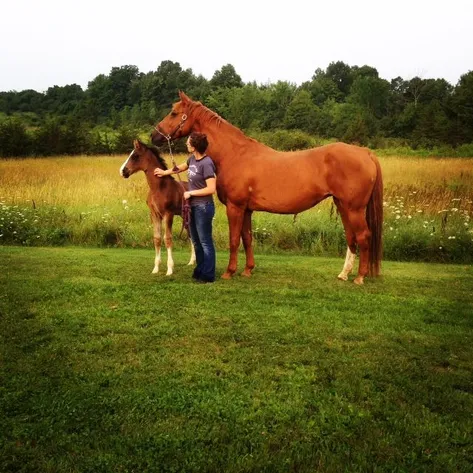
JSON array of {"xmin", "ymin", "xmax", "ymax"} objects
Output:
[{"xmin": 366, "ymin": 153, "xmax": 383, "ymax": 277}]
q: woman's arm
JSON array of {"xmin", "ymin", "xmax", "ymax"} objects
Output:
[
  {"xmin": 154, "ymin": 162, "xmax": 188, "ymax": 177},
  {"xmin": 184, "ymin": 177, "xmax": 216, "ymax": 200}
]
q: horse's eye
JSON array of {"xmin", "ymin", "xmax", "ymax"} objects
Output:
[
  {"xmin": 170, "ymin": 111, "xmax": 177, "ymax": 117},
  {"xmin": 132, "ymin": 153, "xmax": 139, "ymax": 161}
]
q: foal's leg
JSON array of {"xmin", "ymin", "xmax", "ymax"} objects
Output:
[
  {"xmin": 241, "ymin": 209, "xmax": 255, "ymax": 277},
  {"xmin": 222, "ymin": 202, "xmax": 245, "ymax": 279},
  {"xmin": 151, "ymin": 213, "xmax": 162, "ymax": 274},
  {"xmin": 334, "ymin": 200, "xmax": 357, "ymax": 281},
  {"xmin": 163, "ymin": 213, "xmax": 174, "ymax": 276},
  {"xmin": 347, "ymin": 208, "xmax": 371, "ymax": 285}
]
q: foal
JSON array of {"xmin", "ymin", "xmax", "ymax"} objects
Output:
[{"xmin": 120, "ymin": 140, "xmax": 195, "ymax": 275}]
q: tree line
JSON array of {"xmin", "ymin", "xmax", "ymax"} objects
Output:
[{"xmin": 1, "ymin": 60, "xmax": 473, "ymax": 157}]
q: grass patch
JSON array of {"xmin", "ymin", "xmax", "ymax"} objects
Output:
[
  {"xmin": 1, "ymin": 246, "xmax": 473, "ymax": 472},
  {"xmin": 1, "ymin": 154, "xmax": 473, "ymax": 263}
]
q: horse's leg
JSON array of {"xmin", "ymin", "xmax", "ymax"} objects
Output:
[
  {"xmin": 222, "ymin": 202, "xmax": 245, "ymax": 279},
  {"xmin": 241, "ymin": 209, "xmax": 255, "ymax": 277},
  {"xmin": 188, "ymin": 239, "xmax": 196, "ymax": 266},
  {"xmin": 151, "ymin": 213, "xmax": 162, "ymax": 274},
  {"xmin": 347, "ymin": 208, "xmax": 371, "ymax": 285},
  {"xmin": 334, "ymin": 199, "xmax": 357, "ymax": 281},
  {"xmin": 163, "ymin": 213, "xmax": 174, "ymax": 276}
]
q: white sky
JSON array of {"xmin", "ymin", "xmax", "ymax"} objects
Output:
[{"xmin": 1, "ymin": 0, "xmax": 472, "ymax": 93}]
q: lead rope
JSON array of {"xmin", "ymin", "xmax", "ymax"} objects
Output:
[
  {"xmin": 155, "ymin": 114, "xmax": 190, "ymax": 237},
  {"xmin": 161, "ymin": 135, "xmax": 190, "ymax": 238}
]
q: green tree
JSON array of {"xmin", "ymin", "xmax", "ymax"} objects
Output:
[
  {"xmin": 325, "ymin": 61, "xmax": 353, "ymax": 98},
  {"xmin": 348, "ymin": 76, "xmax": 390, "ymax": 118},
  {"xmin": 284, "ymin": 90, "xmax": 320, "ymax": 133},
  {"xmin": 412, "ymin": 100, "xmax": 451, "ymax": 146},
  {"xmin": 451, "ymin": 71, "xmax": 473, "ymax": 143},
  {"xmin": 225, "ymin": 84, "xmax": 267, "ymax": 130},
  {"xmin": 330, "ymin": 102, "xmax": 377, "ymax": 145},
  {"xmin": 0, "ymin": 119, "xmax": 31, "ymax": 157},
  {"xmin": 210, "ymin": 64, "xmax": 243, "ymax": 89},
  {"xmin": 45, "ymin": 84, "xmax": 84, "ymax": 115},
  {"xmin": 261, "ymin": 81, "xmax": 297, "ymax": 129},
  {"xmin": 301, "ymin": 68, "xmax": 342, "ymax": 107}
]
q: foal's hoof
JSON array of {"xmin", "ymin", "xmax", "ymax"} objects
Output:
[
  {"xmin": 337, "ymin": 273, "xmax": 348, "ymax": 281},
  {"xmin": 221, "ymin": 272, "xmax": 233, "ymax": 280},
  {"xmin": 354, "ymin": 276, "xmax": 364, "ymax": 285}
]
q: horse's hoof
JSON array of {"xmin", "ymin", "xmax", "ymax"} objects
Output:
[
  {"xmin": 221, "ymin": 272, "xmax": 233, "ymax": 280},
  {"xmin": 337, "ymin": 273, "xmax": 348, "ymax": 281},
  {"xmin": 354, "ymin": 276, "xmax": 364, "ymax": 285},
  {"xmin": 241, "ymin": 269, "xmax": 252, "ymax": 277}
]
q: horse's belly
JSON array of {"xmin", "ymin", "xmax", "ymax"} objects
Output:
[{"xmin": 248, "ymin": 192, "xmax": 327, "ymax": 214}]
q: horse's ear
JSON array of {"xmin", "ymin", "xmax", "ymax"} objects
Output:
[{"xmin": 179, "ymin": 90, "xmax": 190, "ymax": 103}]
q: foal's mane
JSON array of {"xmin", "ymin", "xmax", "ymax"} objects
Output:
[{"xmin": 145, "ymin": 143, "xmax": 168, "ymax": 170}]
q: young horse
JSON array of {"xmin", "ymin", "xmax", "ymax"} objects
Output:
[
  {"xmin": 120, "ymin": 139, "xmax": 195, "ymax": 275},
  {"xmin": 151, "ymin": 92, "xmax": 383, "ymax": 285}
]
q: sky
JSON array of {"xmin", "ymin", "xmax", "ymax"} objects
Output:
[{"xmin": 1, "ymin": 0, "xmax": 472, "ymax": 93}]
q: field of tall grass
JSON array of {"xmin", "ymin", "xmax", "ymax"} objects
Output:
[{"xmin": 1, "ymin": 152, "xmax": 472, "ymax": 263}]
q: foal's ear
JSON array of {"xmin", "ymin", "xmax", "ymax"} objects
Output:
[
  {"xmin": 133, "ymin": 139, "xmax": 145, "ymax": 151},
  {"xmin": 179, "ymin": 90, "xmax": 190, "ymax": 103}
]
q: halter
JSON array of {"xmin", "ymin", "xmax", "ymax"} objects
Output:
[{"xmin": 154, "ymin": 114, "xmax": 188, "ymax": 143}]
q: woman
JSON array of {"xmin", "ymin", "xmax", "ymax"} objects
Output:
[{"xmin": 154, "ymin": 132, "xmax": 217, "ymax": 283}]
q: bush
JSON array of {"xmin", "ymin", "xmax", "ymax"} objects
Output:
[
  {"xmin": 248, "ymin": 129, "xmax": 324, "ymax": 151},
  {"xmin": 0, "ymin": 119, "xmax": 32, "ymax": 157},
  {"xmin": 455, "ymin": 143, "xmax": 473, "ymax": 157}
]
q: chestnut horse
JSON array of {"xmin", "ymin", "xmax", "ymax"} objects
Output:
[
  {"xmin": 151, "ymin": 92, "xmax": 383, "ymax": 284},
  {"xmin": 120, "ymin": 139, "xmax": 195, "ymax": 275}
]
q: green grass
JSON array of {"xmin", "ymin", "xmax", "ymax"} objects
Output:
[{"xmin": 1, "ymin": 246, "xmax": 473, "ymax": 472}]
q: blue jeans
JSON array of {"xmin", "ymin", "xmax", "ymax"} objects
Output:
[{"xmin": 189, "ymin": 201, "xmax": 216, "ymax": 282}]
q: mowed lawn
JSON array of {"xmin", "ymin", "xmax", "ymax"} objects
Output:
[{"xmin": 1, "ymin": 246, "xmax": 473, "ymax": 473}]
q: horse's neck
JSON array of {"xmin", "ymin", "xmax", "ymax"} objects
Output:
[{"xmin": 193, "ymin": 114, "xmax": 267, "ymax": 164}]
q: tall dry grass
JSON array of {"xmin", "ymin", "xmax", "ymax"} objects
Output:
[
  {"xmin": 1, "ymin": 153, "xmax": 472, "ymax": 262},
  {"xmin": 2, "ymin": 154, "xmax": 472, "ymax": 209}
]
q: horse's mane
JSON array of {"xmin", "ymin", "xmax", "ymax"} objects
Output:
[
  {"xmin": 188, "ymin": 99, "xmax": 259, "ymax": 144},
  {"xmin": 145, "ymin": 143, "xmax": 168, "ymax": 170}
]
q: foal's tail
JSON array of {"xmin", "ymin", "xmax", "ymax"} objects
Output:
[{"xmin": 366, "ymin": 154, "xmax": 383, "ymax": 277}]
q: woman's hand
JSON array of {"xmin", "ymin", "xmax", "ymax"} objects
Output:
[
  {"xmin": 154, "ymin": 168, "xmax": 166, "ymax": 177},
  {"xmin": 183, "ymin": 191, "xmax": 192, "ymax": 200}
]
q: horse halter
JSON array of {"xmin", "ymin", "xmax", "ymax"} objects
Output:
[
  {"xmin": 154, "ymin": 113, "xmax": 188, "ymax": 173},
  {"xmin": 154, "ymin": 114, "xmax": 188, "ymax": 142}
]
